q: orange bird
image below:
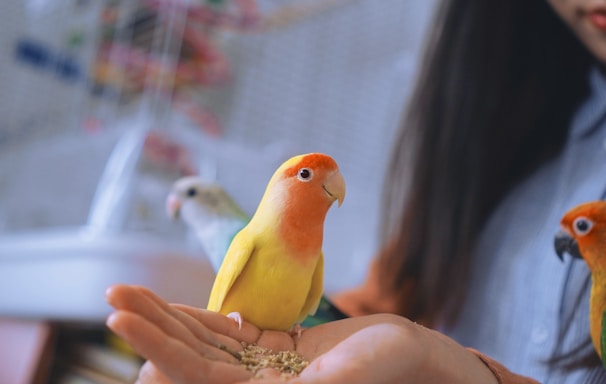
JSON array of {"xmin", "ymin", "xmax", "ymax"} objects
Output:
[{"xmin": 555, "ymin": 200, "xmax": 606, "ymax": 361}]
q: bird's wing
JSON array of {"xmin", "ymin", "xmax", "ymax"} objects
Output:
[
  {"xmin": 206, "ymin": 229, "xmax": 255, "ymax": 312},
  {"xmin": 296, "ymin": 252, "xmax": 324, "ymax": 323}
]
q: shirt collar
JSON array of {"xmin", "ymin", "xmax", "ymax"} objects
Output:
[{"xmin": 569, "ymin": 65, "xmax": 606, "ymax": 139}]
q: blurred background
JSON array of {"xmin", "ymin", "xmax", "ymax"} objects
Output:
[{"xmin": 0, "ymin": 0, "xmax": 436, "ymax": 382}]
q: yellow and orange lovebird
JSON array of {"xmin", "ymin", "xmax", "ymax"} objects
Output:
[
  {"xmin": 207, "ymin": 153, "xmax": 346, "ymax": 331},
  {"xmin": 555, "ymin": 201, "xmax": 606, "ymax": 362}
]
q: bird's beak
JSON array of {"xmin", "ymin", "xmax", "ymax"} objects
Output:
[
  {"xmin": 323, "ymin": 170, "xmax": 346, "ymax": 207},
  {"xmin": 554, "ymin": 230, "xmax": 582, "ymax": 261},
  {"xmin": 166, "ymin": 193, "xmax": 182, "ymax": 220}
]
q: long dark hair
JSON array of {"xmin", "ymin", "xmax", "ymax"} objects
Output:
[{"xmin": 379, "ymin": 0, "xmax": 593, "ymax": 326}]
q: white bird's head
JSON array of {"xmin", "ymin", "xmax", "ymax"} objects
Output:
[{"xmin": 166, "ymin": 176, "xmax": 248, "ymax": 225}]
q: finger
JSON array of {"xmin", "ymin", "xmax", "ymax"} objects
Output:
[
  {"xmin": 256, "ymin": 330, "xmax": 296, "ymax": 352},
  {"xmin": 106, "ymin": 285, "xmax": 200, "ymax": 347},
  {"xmin": 174, "ymin": 303, "xmax": 300, "ymax": 354},
  {"xmin": 108, "ymin": 311, "xmax": 252, "ymax": 384},
  {"xmin": 154, "ymin": 303, "xmax": 244, "ymax": 355},
  {"xmin": 174, "ymin": 305, "xmax": 298, "ymax": 354},
  {"xmin": 136, "ymin": 286, "xmax": 244, "ymax": 355},
  {"xmin": 106, "ymin": 285, "xmax": 172, "ymax": 324},
  {"xmin": 107, "ymin": 310, "xmax": 227, "ymax": 363},
  {"xmin": 106, "ymin": 285, "xmax": 236, "ymax": 361},
  {"xmin": 173, "ymin": 303, "xmax": 262, "ymax": 345}
]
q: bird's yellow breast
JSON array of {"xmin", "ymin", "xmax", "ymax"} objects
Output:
[{"xmin": 219, "ymin": 238, "xmax": 320, "ymax": 330}]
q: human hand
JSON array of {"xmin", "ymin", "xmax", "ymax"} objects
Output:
[{"xmin": 105, "ymin": 285, "xmax": 497, "ymax": 384}]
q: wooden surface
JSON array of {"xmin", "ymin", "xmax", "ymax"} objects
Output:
[{"xmin": 0, "ymin": 319, "xmax": 54, "ymax": 384}]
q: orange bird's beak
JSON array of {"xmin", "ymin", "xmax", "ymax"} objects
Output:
[
  {"xmin": 323, "ymin": 169, "xmax": 346, "ymax": 207},
  {"xmin": 554, "ymin": 230, "xmax": 582, "ymax": 261}
]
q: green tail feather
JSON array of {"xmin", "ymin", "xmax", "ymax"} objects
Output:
[
  {"xmin": 601, "ymin": 311, "xmax": 606, "ymax": 369},
  {"xmin": 301, "ymin": 296, "xmax": 348, "ymax": 327}
]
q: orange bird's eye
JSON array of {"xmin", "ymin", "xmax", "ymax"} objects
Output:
[
  {"xmin": 573, "ymin": 216, "xmax": 593, "ymax": 236},
  {"xmin": 297, "ymin": 168, "xmax": 313, "ymax": 182}
]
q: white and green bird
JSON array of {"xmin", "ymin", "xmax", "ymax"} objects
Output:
[{"xmin": 166, "ymin": 176, "xmax": 249, "ymax": 272}]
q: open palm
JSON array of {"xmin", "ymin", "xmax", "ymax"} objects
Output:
[{"xmin": 106, "ymin": 285, "xmax": 496, "ymax": 384}]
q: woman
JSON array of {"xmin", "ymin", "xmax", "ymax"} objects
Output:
[{"xmin": 106, "ymin": 0, "xmax": 606, "ymax": 382}]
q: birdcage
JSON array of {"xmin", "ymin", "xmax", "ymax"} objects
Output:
[{"xmin": 0, "ymin": 0, "xmax": 437, "ymax": 320}]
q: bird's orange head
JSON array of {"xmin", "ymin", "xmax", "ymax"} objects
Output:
[
  {"xmin": 255, "ymin": 153, "xmax": 346, "ymax": 244},
  {"xmin": 278, "ymin": 153, "xmax": 345, "ymax": 207},
  {"xmin": 555, "ymin": 201, "xmax": 606, "ymax": 273}
]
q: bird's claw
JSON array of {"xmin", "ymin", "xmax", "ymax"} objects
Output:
[
  {"xmin": 227, "ymin": 312, "xmax": 243, "ymax": 330},
  {"xmin": 290, "ymin": 324, "xmax": 303, "ymax": 339}
]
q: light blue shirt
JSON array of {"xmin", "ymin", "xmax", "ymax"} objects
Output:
[{"xmin": 445, "ymin": 67, "xmax": 606, "ymax": 383}]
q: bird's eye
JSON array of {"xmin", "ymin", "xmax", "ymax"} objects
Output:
[
  {"xmin": 186, "ymin": 187, "xmax": 197, "ymax": 197},
  {"xmin": 297, "ymin": 168, "xmax": 313, "ymax": 181},
  {"xmin": 573, "ymin": 217, "xmax": 593, "ymax": 236}
]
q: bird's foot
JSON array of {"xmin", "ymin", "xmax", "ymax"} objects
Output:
[
  {"xmin": 226, "ymin": 312, "xmax": 243, "ymax": 330},
  {"xmin": 289, "ymin": 323, "xmax": 304, "ymax": 339}
]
